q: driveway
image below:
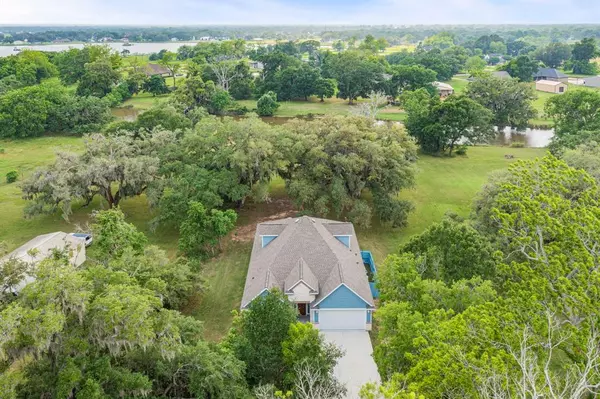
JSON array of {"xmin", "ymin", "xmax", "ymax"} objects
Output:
[{"xmin": 322, "ymin": 331, "xmax": 381, "ymax": 398}]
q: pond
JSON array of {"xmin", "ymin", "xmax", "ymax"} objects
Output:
[
  {"xmin": 0, "ymin": 42, "xmax": 198, "ymax": 57},
  {"xmin": 111, "ymin": 107, "xmax": 140, "ymax": 122},
  {"xmin": 493, "ymin": 127, "xmax": 554, "ymax": 148}
]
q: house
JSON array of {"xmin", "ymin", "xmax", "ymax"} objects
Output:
[
  {"xmin": 533, "ymin": 68, "xmax": 568, "ymax": 83},
  {"xmin": 249, "ymin": 61, "xmax": 264, "ymax": 70},
  {"xmin": 241, "ymin": 216, "xmax": 377, "ymax": 331},
  {"xmin": 536, "ymin": 79, "xmax": 568, "ymax": 94},
  {"xmin": 582, "ymin": 76, "xmax": 600, "ymax": 88},
  {"xmin": 433, "ymin": 81, "xmax": 454, "ymax": 97},
  {"xmin": 1, "ymin": 232, "xmax": 86, "ymax": 293},
  {"xmin": 144, "ymin": 63, "xmax": 171, "ymax": 77},
  {"xmin": 468, "ymin": 70, "xmax": 512, "ymax": 81}
]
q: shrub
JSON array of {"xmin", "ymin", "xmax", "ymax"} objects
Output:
[
  {"xmin": 0, "ymin": 147, "xmax": 5, "ymax": 154},
  {"xmin": 455, "ymin": 144, "xmax": 468, "ymax": 155},
  {"xmin": 257, "ymin": 91, "xmax": 280, "ymax": 116},
  {"xmin": 510, "ymin": 142, "xmax": 525, "ymax": 148},
  {"xmin": 6, "ymin": 170, "xmax": 18, "ymax": 183}
]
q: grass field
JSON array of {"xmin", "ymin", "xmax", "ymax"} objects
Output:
[
  {"xmin": 0, "ymin": 136, "xmax": 546, "ymax": 339},
  {"xmin": 237, "ymin": 96, "xmax": 407, "ymax": 121}
]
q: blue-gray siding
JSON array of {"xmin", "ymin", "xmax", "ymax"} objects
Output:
[{"xmin": 317, "ymin": 284, "xmax": 370, "ymax": 308}]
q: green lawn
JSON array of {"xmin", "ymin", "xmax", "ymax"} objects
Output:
[
  {"xmin": 0, "ymin": 136, "xmax": 546, "ymax": 340},
  {"xmin": 238, "ymin": 96, "xmax": 407, "ymax": 121}
]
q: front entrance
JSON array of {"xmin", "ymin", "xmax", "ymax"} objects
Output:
[{"xmin": 298, "ymin": 303, "xmax": 307, "ymax": 316}]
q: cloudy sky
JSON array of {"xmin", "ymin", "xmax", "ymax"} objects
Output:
[{"xmin": 1, "ymin": 0, "xmax": 600, "ymax": 25}]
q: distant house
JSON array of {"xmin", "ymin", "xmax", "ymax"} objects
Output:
[
  {"xmin": 536, "ymin": 79, "xmax": 568, "ymax": 94},
  {"xmin": 1, "ymin": 232, "xmax": 86, "ymax": 293},
  {"xmin": 433, "ymin": 81, "xmax": 454, "ymax": 97},
  {"xmin": 249, "ymin": 61, "xmax": 264, "ymax": 70},
  {"xmin": 144, "ymin": 63, "xmax": 171, "ymax": 77},
  {"xmin": 241, "ymin": 216, "xmax": 377, "ymax": 331},
  {"xmin": 468, "ymin": 70, "xmax": 512, "ymax": 81},
  {"xmin": 533, "ymin": 68, "xmax": 568, "ymax": 83},
  {"xmin": 582, "ymin": 76, "xmax": 600, "ymax": 88},
  {"xmin": 199, "ymin": 36, "xmax": 211, "ymax": 41}
]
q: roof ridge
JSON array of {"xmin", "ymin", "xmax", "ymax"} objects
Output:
[{"xmin": 337, "ymin": 261, "xmax": 344, "ymax": 282}]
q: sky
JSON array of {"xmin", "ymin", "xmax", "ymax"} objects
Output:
[{"xmin": 1, "ymin": 0, "xmax": 600, "ymax": 25}]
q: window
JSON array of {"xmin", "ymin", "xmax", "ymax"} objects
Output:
[
  {"xmin": 334, "ymin": 235, "xmax": 351, "ymax": 248},
  {"xmin": 261, "ymin": 235, "xmax": 278, "ymax": 248}
]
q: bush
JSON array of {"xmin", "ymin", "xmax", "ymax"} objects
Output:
[
  {"xmin": 0, "ymin": 148, "xmax": 5, "ymax": 154},
  {"xmin": 257, "ymin": 91, "xmax": 280, "ymax": 117},
  {"xmin": 6, "ymin": 170, "xmax": 17, "ymax": 183},
  {"xmin": 455, "ymin": 144, "xmax": 468, "ymax": 155},
  {"xmin": 510, "ymin": 142, "xmax": 525, "ymax": 148}
]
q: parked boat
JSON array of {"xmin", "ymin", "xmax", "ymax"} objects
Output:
[{"xmin": 13, "ymin": 47, "xmax": 21, "ymax": 52}]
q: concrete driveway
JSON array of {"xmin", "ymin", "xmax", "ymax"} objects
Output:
[{"xmin": 322, "ymin": 331, "xmax": 381, "ymax": 398}]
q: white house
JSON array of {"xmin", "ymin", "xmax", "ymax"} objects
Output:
[{"xmin": 1, "ymin": 232, "xmax": 86, "ymax": 293}]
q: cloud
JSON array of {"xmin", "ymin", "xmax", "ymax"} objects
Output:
[{"xmin": 1, "ymin": 0, "xmax": 599, "ymax": 25}]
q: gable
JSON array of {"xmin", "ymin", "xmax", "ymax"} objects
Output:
[{"xmin": 316, "ymin": 284, "xmax": 370, "ymax": 309}]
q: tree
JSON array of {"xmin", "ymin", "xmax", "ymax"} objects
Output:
[
  {"xmin": 399, "ymin": 216, "xmax": 497, "ymax": 282},
  {"xmin": 76, "ymin": 61, "xmax": 120, "ymax": 97},
  {"xmin": 562, "ymin": 141, "xmax": 600, "ymax": 183},
  {"xmin": 225, "ymin": 289, "xmax": 297, "ymax": 387},
  {"xmin": 352, "ymin": 90, "xmax": 388, "ymax": 120},
  {"xmin": 466, "ymin": 75, "xmax": 537, "ymax": 129},
  {"xmin": 389, "ymin": 64, "xmax": 437, "ymax": 97},
  {"xmin": 545, "ymin": 89, "xmax": 600, "ymax": 152},
  {"xmin": 276, "ymin": 64, "xmax": 320, "ymax": 101},
  {"xmin": 403, "ymin": 91, "xmax": 494, "ymax": 155},
  {"xmin": 149, "ymin": 115, "xmax": 282, "ymax": 228},
  {"xmin": 142, "ymin": 74, "xmax": 169, "ymax": 96},
  {"xmin": 314, "ymin": 78, "xmax": 336, "ymax": 102},
  {"xmin": 257, "ymin": 91, "xmax": 280, "ymax": 116},
  {"xmin": 322, "ymin": 51, "xmax": 385, "ymax": 104},
  {"xmin": 92, "ymin": 208, "xmax": 148, "ymax": 258},
  {"xmin": 282, "ymin": 323, "xmax": 343, "ymax": 388},
  {"xmin": 571, "ymin": 37, "xmax": 598, "ymax": 74},
  {"xmin": 157, "ymin": 51, "xmax": 181, "ymax": 88},
  {"xmin": 465, "ymin": 56, "xmax": 487, "ymax": 76},
  {"xmin": 534, "ymin": 42, "xmax": 572, "ymax": 68},
  {"xmin": 278, "ymin": 115, "xmax": 417, "ymax": 228},
  {"xmin": 134, "ymin": 104, "xmax": 193, "ymax": 132},
  {"xmin": 178, "ymin": 201, "xmax": 237, "ymax": 258},
  {"xmin": 0, "ymin": 81, "xmax": 110, "ymax": 138},
  {"xmin": 22, "ymin": 132, "xmax": 167, "ymax": 219},
  {"xmin": 503, "ymin": 55, "xmax": 539, "ymax": 82}
]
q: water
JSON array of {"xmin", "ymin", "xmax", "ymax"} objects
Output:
[
  {"xmin": 494, "ymin": 127, "xmax": 554, "ymax": 148},
  {"xmin": 111, "ymin": 107, "xmax": 140, "ymax": 122},
  {"xmin": 0, "ymin": 42, "xmax": 198, "ymax": 57}
]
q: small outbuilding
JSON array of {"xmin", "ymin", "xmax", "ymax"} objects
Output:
[
  {"xmin": 536, "ymin": 79, "xmax": 568, "ymax": 94},
  {"xmin": 1, "ymin": 232, "xmax": 86, "ymax": 293},
  {"xmin": 433, "ymin": 81, "xmax": 454, "ymax": 97}
]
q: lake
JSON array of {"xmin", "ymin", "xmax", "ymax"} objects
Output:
[{"xmin": 0, "ymin": 42, "xmax": 198, "ymax": 57}]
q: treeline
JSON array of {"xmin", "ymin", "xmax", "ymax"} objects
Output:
[{"xmin": 2, "ymin": 24, "xmax": 600, "ymax": 45}]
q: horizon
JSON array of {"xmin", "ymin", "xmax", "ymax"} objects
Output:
[{"xmin": 3, "ymin": 0, "xmax": 600, "ymax": 26}]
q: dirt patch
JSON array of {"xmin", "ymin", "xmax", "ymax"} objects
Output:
[{"xmin": 231, "ymin": 197, "xmax": 297, "ymax": 242}]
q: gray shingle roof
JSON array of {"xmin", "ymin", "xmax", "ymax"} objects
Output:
[
  {"xmin": 583, "ymin": 76, "xmax": 600, "ymax": 88},
  {"xmin": 534, "ymin": 68, "xmax": 568, "ymax": 79},
  {"xmin": 241, "ymin": 216, "xmax": 374, "ymax": 308}
]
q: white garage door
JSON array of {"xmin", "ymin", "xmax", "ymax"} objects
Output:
[{"xmin": 319, "ymin": 309, "xmax": 366, "ymax": 330}]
